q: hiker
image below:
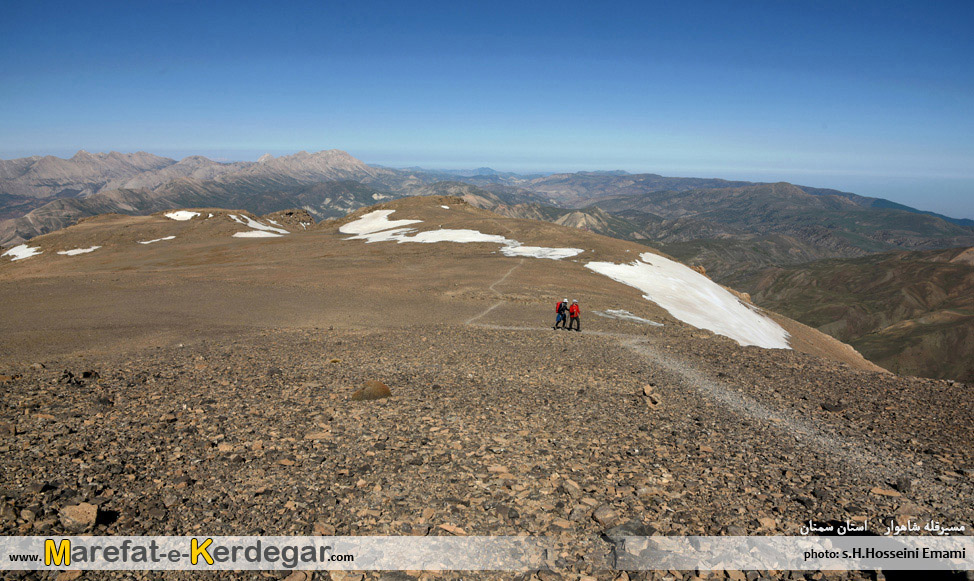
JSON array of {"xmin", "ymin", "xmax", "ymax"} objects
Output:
[
  {"xmin": 568, "ymin": 299, "xmax": 581, "ymax": 332},
  {"xmin": 554, "ymin": 297, "xmax": 569, "ymax": 330}
]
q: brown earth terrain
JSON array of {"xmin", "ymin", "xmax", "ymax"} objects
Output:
[
  {"xmin": 1, "ymin": 197, "xmax": 972, "ymax": 580},
  {"xmin": 742, "ymin": 247, "xmax": 974, "ymax": 383}
]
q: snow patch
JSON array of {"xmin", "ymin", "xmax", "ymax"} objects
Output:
[
  {"xmin": 2, "ymin": 244, "xmax": 42, "ymax": 261},
  {"xmin": 342, "ymin": 210, "xmax": 583, "ymax": 259},
  {"xmin": 593, "ymin": 309, "xmax": 663, "ymax": 327},
  {"xmin": 441, "ymin": 205, "xmax": 450, "ymax": 209},
  {"xmin": 138, "ymin": 236, "xmax": 176, "ymax": 245},
  {"xmin": 164, "ymin": 211, "xmax": 199, "ymax": 221},
  {"xmin": 585, "ymin": 253, "xmax": 790, "ymax": 349},
  {"xmin": 57, "ymin": 246, "xmax": 101, "ymax": 256},
  {"xmin": 229, "ymin": 214, "xmax": 289, "ymax": 234},
  {"xmin": 406, "ymin": 229, "xmax": 508, "ymax": 244},
  {"xmin": 501, "ymin": 244, "xmax": 583, "ymax": 260},
  {"xmin": 340, "ymin": 210, "xmax": 421, "ymax": 235},
  {"xmin": 232, "ymin": 231, "xmax": 283, "ymax": 238}
]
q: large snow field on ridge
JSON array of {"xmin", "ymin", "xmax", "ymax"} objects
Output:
[
  {"xmin": 586, "ymin": 253, "xmax": 791, "ymax": 349},
  {"xmin": 340, "ymin": 210, "xmax": 583, "ymax": 259}
]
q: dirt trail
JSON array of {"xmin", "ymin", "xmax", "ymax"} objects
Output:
[
  {"xmin": 466, "ymin": 258, "xmax": 961, "ymax": 512},
  {"xmin": 464, "ymin": 258, "xmax": 525, "ymax": 325}
]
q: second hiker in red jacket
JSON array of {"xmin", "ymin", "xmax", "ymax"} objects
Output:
[{"xmin": 568, "ymin": 299, "xmax": 581, "ymax": 332}]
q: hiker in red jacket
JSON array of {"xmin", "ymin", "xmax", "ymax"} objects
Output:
[
  {"xmin": 568, "ymin": 299, "xmax": 581, "ymax": 332},
  {"xmin": 553, "ymin": 297, "xmax": 569, "ymax": 330}
]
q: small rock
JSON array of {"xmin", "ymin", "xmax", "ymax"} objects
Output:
[
  {"xmin": 870, "ymin": 487, "xmax": 902, "ymax": 498},
  {"xmin": 350, "ymin": 380, "xmax": 391, "ymax": 401},
  {"xmin": 724, "ymin": 525, "xmax": 746, "ymax": 536},
  {"xmin": 0, "ymin": 422, "xmax": 15, "ymax": 437},
  {"xmin": 592, "ymin": 505, "xmax": 618, "ymax": 528},
  {"xmin": 560, "ymin": 479, "xmax": 582, "ymax": 498},
  {"xmin": 283, "ymin": 572, "xmax": 309, "ymax": 581},
  {"xmin": 1, "ymin": 504, "xmax": 17, "ymax": 523},
  {"xmin": 821, "ymin": 401, "xmax": 846, "ymax": 412},
  {"xmin": 438, "ymin": 524, "xmax": 467, "ymax": 535},
  {"xmin": 28, "ymin": 482, "xmax": 52, "ymax": 494},
  {"xmin": 56, "ymin": 572, "xmax": 82, "ymax": 581},
  {"xmin": 313, "ymin": 522, "xmax": 336, "ymax": 535},
  {"xmin": 409, "ymin": 524, "xmax": 431, "ymax": 536},
  {"xmin": 60, "ymin": 503, "xmax": 98, "ymax": 532},
  {"xmin": 30, "ymin": 363, "xmax": 45, "ymax": 370},
  {"xmin": 602, "ymin": 519, "xmax": 656, "ymax": 543},
  {"xmin": 893, "ymin": 477, "xmax": 913, "ymax": 494}
]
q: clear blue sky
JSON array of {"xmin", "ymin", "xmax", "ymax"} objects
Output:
[{"xmin": 2, "ymin": 1, "xmax": 972, "ymax": 217}]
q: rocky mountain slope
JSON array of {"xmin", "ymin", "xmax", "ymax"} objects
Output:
[
  {"xmin": 3, "ymin": 150, "xmax": 972, "ymax": 388},
  {"xmin": 740, "ymin": 246, "xmax": 974, "ymax": 382},
  {"xmin": 1, "ymin": 196, "xmax": 970, "ymax": 579},
  {"xmin": 0, "ymin": 151, "xmax": 444, "ymax": 246},
  {"xmin": 0, "ymin": 150, "xmax": 175, "ymax": 200},
  {"xmin": 591, "ymin": 182, "xmax": 974, "ymax": 257}
]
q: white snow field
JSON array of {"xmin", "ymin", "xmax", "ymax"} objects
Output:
[
  {"xmin": 57, "ymin": 246, "xmax": 101, "ymax": 256},
  {"xmin": 232, "ymin": 231, "xmax": 283, "ymax": 238},
  {"xmin": 2, "ymin": 244, "xmax": 42, "ymax": 261},
  {"xmin": 164, "ymin": 211, "xmax": 200, "ymax": 221},
  {"xmin": 339, "ymin": 210, "xmax": 421, "ymax": 235},
  {"xmin": 586, "ymin": 253, "xmax": 790, "ymax": 349},
  {"xmin": 341, "ymin": 210, "xmax": 583, "ymax": 259},
  {"xmin": 440, "ymin": 205, "xmax": 450, "ymax": 209},
  {"xmin": 593, "ymin": 309, "xmax": 664, "ymax": 326},
  {"xmin": 501, "ymin": 244, "xmax": 584, "ymax": 260},
  {"xmin": 138, "ymin": 236, "xmax": 176, "ymax": 245},
  {"xmin": 229, "ymin": 214, "xmax": 290, "ymax": 235},
  {"xmin": 407, "ymin": 229, "xmax": 509, "ymax": 244}
]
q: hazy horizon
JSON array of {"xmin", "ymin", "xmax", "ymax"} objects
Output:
[{"xmin": 3, "ymin": 145, "xmax": 971, "ymax": 220}]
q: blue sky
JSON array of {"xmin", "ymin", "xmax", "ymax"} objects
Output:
[{"xmin": 2, "ymin": 1, "xmax": 972, "ymax": 217}]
